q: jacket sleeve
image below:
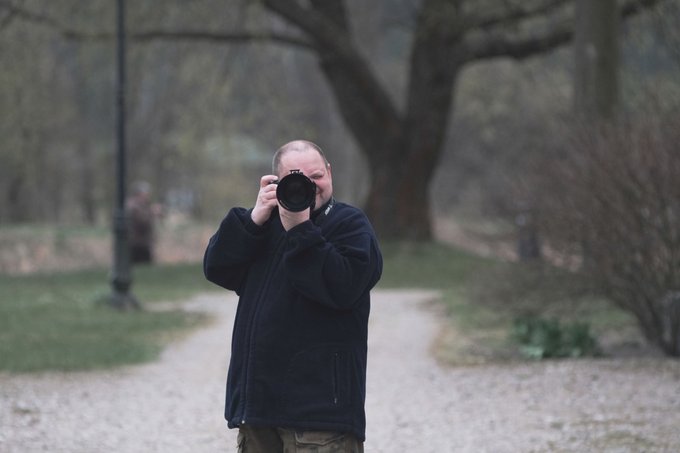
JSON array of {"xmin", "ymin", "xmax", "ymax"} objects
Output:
[
  {"xmin": 282, "ymin": 208, "xmax": 382, "ymax": 310},
  {"xmin": 203, "ymin": 207, "xmax": 269, "ymax": 292}
]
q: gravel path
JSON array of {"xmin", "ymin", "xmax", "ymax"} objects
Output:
[{"xmin": 2, "ymin": 290, "xmax": 680, "ymax": 452}]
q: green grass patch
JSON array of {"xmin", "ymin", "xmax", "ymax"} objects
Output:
[
  {"xmin": 0, "ymin": 263, "xmax": 218, "ymax": 373},
  {"xmin": 378, "ymin": 241, "xmax": 489, "ymax": 288}
]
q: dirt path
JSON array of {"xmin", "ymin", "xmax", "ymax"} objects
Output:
[{"xmin": 2, "ymin": 290, "xmax": 680, "ymax": 452}]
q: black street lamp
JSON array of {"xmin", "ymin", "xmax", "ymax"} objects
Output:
[{"xmin": 109, "ymin": 0, "xmax": 139, "ymax": 310}]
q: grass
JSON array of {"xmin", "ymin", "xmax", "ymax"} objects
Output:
[
  {"xmin": 378, "ymin": 241, "xmax": 487, "ymax": 289},
  {"xmin": 0, "ymin": 263, "xmax": 218, "ymax": 373},
  {"xmin": 378, "ymin": 241, "xmax": 640, "ymax": 365},
  {"xmin": 1, "ymin": 239, "xmax": 641, "ymax": 373},
  {"xmin": 0, "ymin": 222, "xmax": 111, "ymax": 239},
  {"xmin": 379, "ymin": 242, "xmax": 518, "ymax": 364}
]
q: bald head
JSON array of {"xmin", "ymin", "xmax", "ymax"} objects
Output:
[{"xmin": 272, "ymin": 140, "xmax": 329, "ymax": 176}]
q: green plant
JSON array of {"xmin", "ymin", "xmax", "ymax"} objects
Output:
[{"xmin": 512, "ymin": 316, "xmax": 599, "ymax": 359}]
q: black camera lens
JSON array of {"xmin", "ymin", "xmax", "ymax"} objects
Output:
[{"xmin": 276, "ymin": 171, "xmax": 317, "ymax": 212}]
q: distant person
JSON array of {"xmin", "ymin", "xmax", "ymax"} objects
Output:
[
  {"xmin": 203, "ymin": 140, "xmax": 383, "ymax": 452},
  {"xmin": 126, "ymin": 181, "xmax": 160, "ymax": 264}
]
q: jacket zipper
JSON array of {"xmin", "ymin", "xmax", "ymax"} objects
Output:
[{"xmin": 333, "ymin": 352, "xmax": 340, "ymax": 405}]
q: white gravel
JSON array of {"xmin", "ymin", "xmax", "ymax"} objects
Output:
[{"xmin": 2, "ymin": 290, "xmax": 680, "ymax": 453}]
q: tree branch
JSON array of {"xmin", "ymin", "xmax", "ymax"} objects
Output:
[
  {"xmin": 0, "ymin": 1, "xmax": 314, "ymax": 49},
  {"xmin": 464, "ymin": 0, "xmax": 665, "ymax": 62},
  {"xmin": 620, "ymin": 0, "xmax": 665, "ymax": 16},
  {"xmin": 262, "ymin": 0, "xmax": 401, "ymax": 151},
  {"xmin": 468, "ymin": 0, "xmax": 571, "ymax": 32},
  {"xmin": 262, "ymin": 0, "xmax": 349, "ymax": 52},
  {"xmin": 129, "ymin": 30, "xmax": 313, "ymax": 49},
  {"xmin": 465, "ymin": 24, "xmax": 573, "ymax": 61},
  {"xmin": 0, "ymin": 0, "xmax": 64, "ymax": 31}
]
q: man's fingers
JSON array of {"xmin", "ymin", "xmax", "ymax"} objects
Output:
[{"xmin": 259, "ymin": 175, "xmax": 279, "ymax": 188}]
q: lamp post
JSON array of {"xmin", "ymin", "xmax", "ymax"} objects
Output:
[{"xmin": 109, "ymin": 0, "xmax": 139, "ymax": 310}]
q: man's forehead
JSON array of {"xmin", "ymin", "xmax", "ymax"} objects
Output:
[{"xmin": 280, "ymin": 149, "xmax": 325, "ymax": 168}]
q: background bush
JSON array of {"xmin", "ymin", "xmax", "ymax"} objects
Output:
[{"xmin": 536, "ymin": 107, "xmax": 680, "ymax": 356}]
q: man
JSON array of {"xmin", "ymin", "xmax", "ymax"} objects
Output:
[
  {"xmin": 204, "ymin": 140, "xmax": 382, "ymax": 452},
  {"xmin": 125, "ymin": 181, "xmax": 158, "ymax": 264}
]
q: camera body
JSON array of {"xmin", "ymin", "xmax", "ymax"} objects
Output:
[{"xmin": 273, "ymin": 170, "xmax": 317, "ymax": 212}]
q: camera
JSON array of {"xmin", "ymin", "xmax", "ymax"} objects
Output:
[{"xmin": 272, "ymin": 170, "xmax": 317, "ymax": 212}]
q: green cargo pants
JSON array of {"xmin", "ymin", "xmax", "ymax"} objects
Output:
[{"xmin": 237, "ymin": 425, "xmax": 364, "ymax": 453}]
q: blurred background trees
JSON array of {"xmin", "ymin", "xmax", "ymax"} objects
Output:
[
  {"xmin": 0, "ymin": 0, "xmax": 348, "ymax": 223},
  {"xmin": 1, "ymin": 0, "xmax": 673, "ymax": 231},
  {"xmin": 1, "ymin": 0, "xmax": 680, "ymax": 354}
]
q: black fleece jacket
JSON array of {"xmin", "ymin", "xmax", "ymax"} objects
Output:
[{"xmin": 203, "ymin": 200, "xmax": 382, "ymax": 441}]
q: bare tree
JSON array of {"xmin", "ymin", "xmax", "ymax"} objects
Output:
[
  {"xmin": 257, "ymin": 0, "xmax": 664, "ymax": 239},
  {"xmin": 537, "ymin": 106, "xmax": 680, "ymax": 356},
  {"xmin": 0, "ymin": 0, "xmax": 665, "ymax": 239}
]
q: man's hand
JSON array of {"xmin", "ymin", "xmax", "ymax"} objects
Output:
[
  {"xmin": 251, "ymin": 175, "xmax": 279, "ymax": 226},
  {"xmin": 279, "ymin": 205, "xmax": 310, "ymax": 231}
]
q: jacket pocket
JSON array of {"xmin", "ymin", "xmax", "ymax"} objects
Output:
[{"xmin": 282, "ymin": 344, "xmax": 352, "ymax": 417}]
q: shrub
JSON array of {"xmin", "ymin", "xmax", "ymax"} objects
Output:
[
  {"xmin": 537, "ymin": 107, "xmax": 680, "ymax": 356},
  {"xmin": 512, "ymin": 316, "xmax": 599, "ymax": 359}
]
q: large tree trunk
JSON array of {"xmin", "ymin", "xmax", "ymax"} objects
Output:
[
  {"xmin": 301, "ymin": 0, "xmax": 462, "ymax": 240},
  {"xmin": 363, "ymin": 138, "xmax": 435, "ymax": 241},
  {"xmin": 574, "ymin": 0, "xmax": 620, "ymax": 118}
]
